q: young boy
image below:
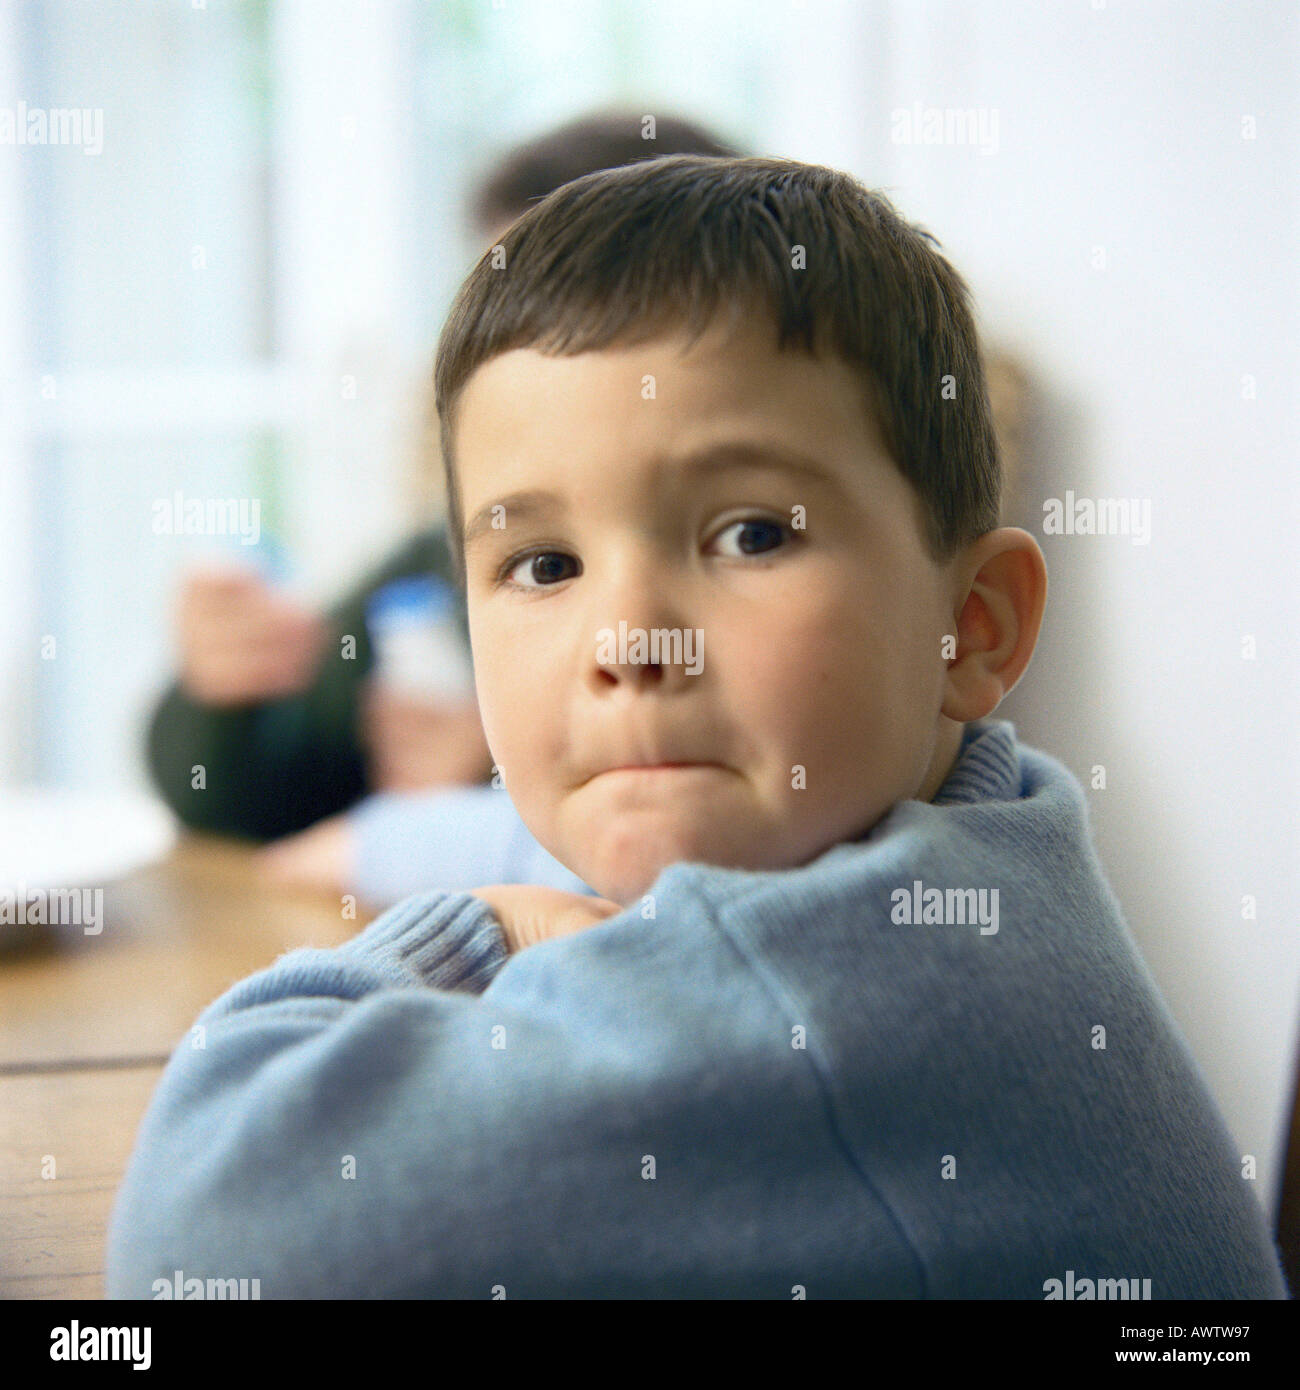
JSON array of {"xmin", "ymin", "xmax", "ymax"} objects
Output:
[{"xmin": 106, "ymin": 156, "xmax": 1288, "ymax": 1299}]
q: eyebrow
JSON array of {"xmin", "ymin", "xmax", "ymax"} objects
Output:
[{"xmin": 462, "ymin": 442, "xmax": 843, "ymax": 550}]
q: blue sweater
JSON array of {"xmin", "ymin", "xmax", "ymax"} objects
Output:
[{"xmin": 105, "ymin": 720, "xmax": 1288, "ymax": 1298}]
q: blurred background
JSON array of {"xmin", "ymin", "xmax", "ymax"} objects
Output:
[{"xmin": 1, "ymin": 0, "xmax": 1297, "ymax": 1227}]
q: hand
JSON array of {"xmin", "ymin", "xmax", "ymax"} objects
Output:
[
  {"xmin": 469, "ymin": 884, "xmax": 623, "ymax": 954},
  {"xmin": 176, "ymin": 567, "xmax": 325, "ymax": 706},
  {"xmin": 257, "ymin": 813, "xmax": 354, "ymax": 895},
  {"xmin": 361, "ymin": 684, "xmax": 493, "ymax": 792}
]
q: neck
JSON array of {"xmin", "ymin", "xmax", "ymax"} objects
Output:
[{"xmin": 917, "ymin": 717, "xmax": 966, "ymax": 802}]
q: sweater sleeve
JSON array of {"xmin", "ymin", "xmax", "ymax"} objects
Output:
[
  {"xmin": 104, "ymin": 874, "xmax": 905, "ymax": 1300},
  {"xmin": 143, "ymin": 527, "xmax": 470, "ymax": 841}
]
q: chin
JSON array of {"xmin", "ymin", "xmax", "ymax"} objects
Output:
[
  {"xmin": 568, "ymin": 804, "xmax": 772, "ymax": 903},
  {"xmin": 583, "ymin": 845, "xmax": 688, "ymax": 907},
  {"xmin": 590, "ymin": 833, "xmax": 737, "ymax": 906},
  {"xmin": 590, "ymin": 865, "xmax": 660, "ymax": 909}
]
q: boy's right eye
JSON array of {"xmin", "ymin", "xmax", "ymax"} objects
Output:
[{"xmin": 499, "ymin": 550, "xmax": 580, "ymax": 590}]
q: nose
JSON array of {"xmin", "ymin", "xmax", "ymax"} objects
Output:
[{"xmin": 583, "ymin": 545, "xmax": 700, "ymax": 695}]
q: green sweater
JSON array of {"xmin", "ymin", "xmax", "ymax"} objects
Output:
[{"xmin": 145, "ymin": 526, "xmax": 474, "ymax": 840}]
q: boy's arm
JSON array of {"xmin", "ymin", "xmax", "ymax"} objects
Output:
[
  {"xmin": 104, "ymin": 882, "xmax": 893, "ymax": 1299},
  {"xmin": 258, "ymin": 785, "xmax": 597, "ymax": 900}
]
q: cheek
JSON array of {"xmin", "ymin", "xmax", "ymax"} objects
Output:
[
  {"xmin": 470, "ymin": 617, "xmax": 563, "ymax": 796},
  {"xmin": 722, "ymin": 591, "xmax": 906, "ymax": 763},
  {"xmin": 720, "ymin": 604, "xmax": 863, "ymax": 744},
  {"xmin": 466, "ymin": 621, "xmax": 522, "ymax": 761}
]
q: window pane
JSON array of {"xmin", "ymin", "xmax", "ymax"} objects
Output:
[{"xmin": 23, "ymin": 0, "xmax": 272, "ymax": 371}]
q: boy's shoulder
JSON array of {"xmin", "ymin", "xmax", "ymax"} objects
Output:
[{"xmin": 615, "ymin": 725, "xmax": 1284, "ymax": 1299}]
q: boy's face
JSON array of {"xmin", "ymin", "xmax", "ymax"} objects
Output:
[{"xmin": 455, "ymin": 312, "xmax": 961, "ymax": 906}]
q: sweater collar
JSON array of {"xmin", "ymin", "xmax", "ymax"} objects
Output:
[{"xmin": 930, "ymin": 719, "xmax": 1021, "ymax": 806}]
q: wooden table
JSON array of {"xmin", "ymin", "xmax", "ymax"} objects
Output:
[{"xmin": 0, "ymin": 837, "xmax": 372, "ymax": 1299}]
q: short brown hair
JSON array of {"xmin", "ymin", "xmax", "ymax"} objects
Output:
[{"xmin": 436, "ymin": 154, "xmax": 1001, "ymax": 585}]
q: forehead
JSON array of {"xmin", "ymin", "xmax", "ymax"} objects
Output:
[{"xmin": 452, "ymin": 316, "xmax": 888, "ymax": 491}]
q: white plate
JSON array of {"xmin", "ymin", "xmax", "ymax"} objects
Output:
[{"xmin": 0, "ymin": 788, "xmax": 177, "ymax": 891}]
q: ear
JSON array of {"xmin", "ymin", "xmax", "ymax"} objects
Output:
[{"xmin": 941, "ymin": 528, "xmax": 1047, "ymax": 721}]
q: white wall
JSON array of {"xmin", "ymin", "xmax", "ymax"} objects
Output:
[
  {"xmin": 0, "ymin": 0, "xmax": 35, "ymax": 782},
  {"xmin": 820, "ymin": 0, "xmax": 1300, "ymax": 1217}
]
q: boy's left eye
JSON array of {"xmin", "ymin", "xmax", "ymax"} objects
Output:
[
  {"xmin": 710, "ymin": 518, "xmax": 790, "ymax": 557},
  {"xmin": 496, "ymin": 517, "xmax": 792, "ymax": 591}
]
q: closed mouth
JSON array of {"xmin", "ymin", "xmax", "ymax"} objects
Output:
[
  {"xmin": 582, "ymin": 762, "xmax": 724, "ymax": 786},
  {"xmin": 611, "ymin": 762, "xmax": 703, "ymax": 769}
]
